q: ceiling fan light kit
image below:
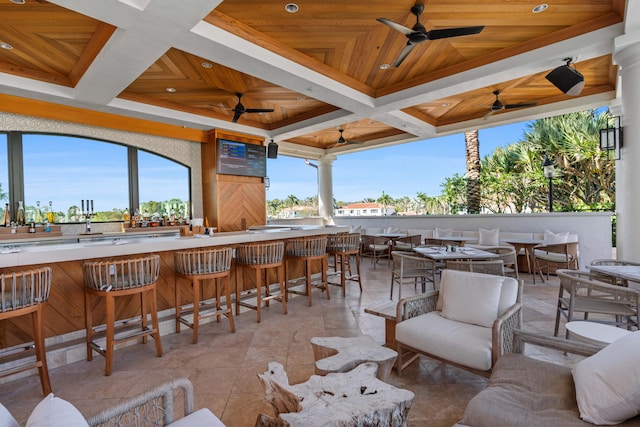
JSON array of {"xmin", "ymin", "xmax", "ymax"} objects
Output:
[{"xmin": 546, "ymin": 59, "xmax": 585, "ymax": 96}]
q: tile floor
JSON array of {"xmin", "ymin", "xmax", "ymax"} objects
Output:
[{"xmin": 1, "ymin": 257, "xmax": 578, "ymax": 426}]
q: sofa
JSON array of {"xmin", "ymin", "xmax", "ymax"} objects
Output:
[
  {"xmin": 0, "ymin": 378, "xmax": 225, "ymax": 427},
  {"xmin": 456, "ymin": 330, "xmax": 640, "ymax": 426}
]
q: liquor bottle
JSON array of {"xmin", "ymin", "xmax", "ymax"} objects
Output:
[
  {"xmin": 2, "ymin": 203, "xmax": 9, "ymax": 227},
  {"xmin": 35, "ymin": 201, "xmax": 43, "ymax": 224},
  {"xmin": 123, "ymin": 208, "xmax": 131, "ymax": 222},
  {"xmin": 17, "ymin": 201, "xmax": 25, "ymax": 226},
  {"xmin": 47, "ymin": 201, "xmax": 55, "ymax": 223}
]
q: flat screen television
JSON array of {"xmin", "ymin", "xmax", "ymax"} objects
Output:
[{"xmin": 216, "ymin": 138, "xmax": 266, "ymax": 178}]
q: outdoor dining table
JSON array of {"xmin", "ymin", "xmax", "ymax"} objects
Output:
[
  {"xmin": 427, "ymin": 236, "xmax": 477, "ymax": 247},
  {"xmin": 413, "ymin": 246, "xmax": 499, "ymax": 261},
  {"xmin": 502, "ymin": 238, "xmax": 544, "ymax": 283},
  {"xmin": 587, "ymin": 264, "xmax": 640, "ymax": 286}
]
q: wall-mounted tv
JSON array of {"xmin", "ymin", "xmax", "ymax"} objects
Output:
[{"xmin": 216, "ymin": 138, "xmax": 266, "ymax": 178}]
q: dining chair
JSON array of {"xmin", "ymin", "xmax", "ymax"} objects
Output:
[
  {"xmin": 554, "ymin": 269, "xmax": 639, "ymax": 338},
  {"xmin": 483, "ymin": 246, "xmax": 519, "ymax": 279},
  {"xmin": 391, "ymin": 235, "xmax": 421, "ymax": 252},
  {"xmin": 446, "ymin": 259, "xmax": 505, "ymax": 276},
  {"xmin": 360, "ymin": 235, "xmax": 391, "ymax": 269},
  {"xmin": 390, "ymin": 251, "xmax": 437, "ymax": 300},
  {"xmin": 533, "ymin": 241, "xmax": 579, "ymax": 282}
]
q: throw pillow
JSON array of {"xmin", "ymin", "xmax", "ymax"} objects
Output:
[
  {"xmin": 0, "ymin": 403, "xmax": 19, "ymax": 427},
  {"xmin": 26, "ymin": 394, "xmax": 89, "ymax": 427},
  {"xmin": 435, "ymin": 227, "xmax": 453, "ymax": 238},
  {"xmin": 573, "ymin": 331, "xmax": 640, "ymax": 425},
  {"xmin": 440, "ymin": 269, "xmax": 503, "ymax": 327},
  {"xmin": 544, "ymin": 229, "xmax": 569, "ymax": 244},
  {"xmin": 478, "ymin": 228, "xmax": 500, "ymax": 246}
]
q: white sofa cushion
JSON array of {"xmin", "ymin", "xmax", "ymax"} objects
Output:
[
  {"xmin": 544, "ymin": 229, "xmax": 570, "ymax": 244},
  {"xmin": 573, "ymin": 331, "xmax": 640, "ymax": 425},
  {"xmin": 478, "ymin": 228, "xmax": 500, "ymax": 246},
  {"xmin": 396, "ymin": 312, "xmax": 493, "ymax": 371},
  {"xmin": 26, "ymin": 394, "xmax": 89, "ymax": 427},
  {"xmin": 0, "ymin": 403, "xmax": 18, "ymax": 427},
  {"xmin": 440, "ymin": 270, "xmax": 503, "ymax": 327},
  {"xmin": 435, "ymin": 227, "xmax": 453, "ymax": 238},
  {"xmin": 170, "ymin": 408, "xmax": 226, "ymax": 427}
]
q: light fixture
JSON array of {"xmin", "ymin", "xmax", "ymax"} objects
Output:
[
  {"xmin": 267, "ymin": 139, "xmax": 278, "ymax": 159},
  {"xmin": 264, "ymin": 176, "xmax": 270, "ymax": 190},
  {"xmin": 285, "ymin": 3, "xmax": 298, "ymax": 13},
  {"xmin": 0, "ymin": 42, "xmax": 13, "ymax": 50},
  {"xmin": 542, "ymin": 156, "xmax": 555, "ymax": 212},
  {"xmin": 379, "ymin": 63, "xmax": 390, "ymax": 70},
  {"xmin": 532, "ymin": 4, "xmax": 548, "ymax": 13},
  {"xmin": 165, "ymin": 87, "xmax": 176, "ymax": 93},
  {"xmin": 201, "ymin": 62, "xmax": 212, "ymax": 69},
  {"xmin": 10, "ymin": 0, "xmax": 26, "ymax": 4},
  {"xmin": 600, "ymin": 116, "xmax": 623, "ymax": 160},
  {"xmin": 545, "ymin": 58, "xmax": 584, "ymax": 96}
]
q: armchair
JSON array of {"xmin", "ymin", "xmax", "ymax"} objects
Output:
[
  {"xmin": 360, "ymin": 234, "xmax": 391, "ymax": 269},
  {"xmin": 395, "ymin": 269, "xmax": 522, "ymax": 377},
  {"xmin": 391, "ymin": 234, "xmax": 421, "ymax": 252},
  {"xmin": 554, "ymin": 269, "xmax": 639, "ymax": 337},
  {"xmin": 533, "ymin": 241, "xmax": 579, "ymax": 281}
]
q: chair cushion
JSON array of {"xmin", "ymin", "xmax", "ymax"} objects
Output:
[
  {"xmin": 479, "ymin": 228, "xmax": 500, "ymax": 246},
  {"xmin": 394, "ymin": 241, "xmax": 413, "ymax": 251},
  {"xmin": 396, "ymin": 312, "xmax": 493, "ymax": 371},
  {"xmin": 535, "ymin": 250, "xmax": 573, "ymax": 263},
  {"xmin": 460, "ymin": 354, "xmax": 592, "ymax": 426},
  {"xmin": 26, "ymin": 394, "xmax": 89, "ymax": 427},
  {"xmin": 440, "ymin": 270, "xmax": 503, "ymax": 327},
  {"xmin": 0, "ymin": 403, "xmax": 19, "ymax": 427},
  {"xmin": 169, "ymin": 409, "xmax": 226, "ymax": 427},
  {"xmin": 544, "ymin": 229, "xmax": 570, "ymax": 244},
  {"xmin": 573, "ymin": 331, "xmax": 640, "ymax": 425}
]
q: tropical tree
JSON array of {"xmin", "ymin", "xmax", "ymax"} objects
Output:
[
  {"xmin": 285, "ymin": 194, "xmax": 300, "ymax": 208},
  {"xmin": 464, "ymin": 130, "xmax": 481, "ymax": 214},
  {"xmin": 376, "ymin": 191, "xmax": 393, "ymax": 215},
  {"xmin": 395, "ymin": 196, "xmax": 412, "ymax": 214}
]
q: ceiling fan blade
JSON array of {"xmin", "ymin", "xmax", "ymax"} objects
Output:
[
  {"xmin": 376, "ymin": 18, "xmax": 414, "ymax": 35},
  {"xmin": 231, "ymin": 110, "xmax": 242, "ymax": 123},
  {"xmin": 504, "ymin": 102, "xmax": 537, "ymax": 110},
  {"xmin": 393, "ymin": 42, "xmax": 416, "ymax": 67},
  {"xmin": 427, "ymin": 26, "xmax": 484, "ymax": 40},
  {"xmin": 244, "ymin": 108, "xmax": 275, "ymax": 113}
]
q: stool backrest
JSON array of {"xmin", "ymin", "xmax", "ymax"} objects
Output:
[
  {"xmin": 175, "ymin": 247, "xmax": 233, "ymax": 275},
  {"xmin": 84, "ymin": 254, "xmax": 160, "ymax": 291},
  {"xmin": 286, "ymin": 236, "xmax": 327, "ymax": 257},
  {"xmin": 237, "ymin": 241, "xmax": 284, "ymax": 265},
  {"xmin": 327, "ymin": 233, "xmax": 360, "ymax": 253},
  {"xmin": 0, "ymin": 267, "xmax": 52, "ymax": 312}
]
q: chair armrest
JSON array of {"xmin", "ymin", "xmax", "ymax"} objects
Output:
[
  {"xmin": 87, "ymin": 378, "xmax": 195, "ymax": 427},
  {"xmin": 491, "ymin": 302, "xmax": 522, "ymax": 365},
  {"xmin": 511, "ymin": 329, "xmax": 604, "ymax": 357},
  {"xmin": 396, "ymin": 290, "xmax": 439, "ymax": 322}
]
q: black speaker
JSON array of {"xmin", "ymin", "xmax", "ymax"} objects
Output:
[
  {"xmin": 545, "ymin": 65, "xmax": 584, "ymax": 96},
  {"xmin": 267, "ymin": 141, "xmax": 278, "ymax": 159}
]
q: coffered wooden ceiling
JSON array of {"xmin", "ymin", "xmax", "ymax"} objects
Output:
[{"xmin": 0, "ymin": 0, "xmax": 628, "ymax": 158}]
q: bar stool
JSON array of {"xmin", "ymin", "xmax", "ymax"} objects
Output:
[
  {"xmin": 326, "ymin": 233, "xmax": 362, "ymax": 297},
  {"xmin": 0, "ymin": 267, "xmax": 52, "ymax": 395},
  {"xmin": 83, "ymin": 254, "xmax": 163, "ymax": 376},
  {"xmin": 235, "ymin": 241, "xmax": 287, "ymax": 323},
  {"xmin": 174, "ymin": 247, "xmax": 235, "ymax": 344},
  {"xmin": 284, "ymin": 235, "xmax": 330, "ymax": 306}
]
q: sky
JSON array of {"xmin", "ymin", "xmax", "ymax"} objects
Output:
[{"xmin": 265, "ymin": 120, "xmax": 534, "ymax": 203}]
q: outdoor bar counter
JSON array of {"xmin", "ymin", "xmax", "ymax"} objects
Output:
[{"xmin": 0, "ymin": 225, "xmax": 348, "ymax": 349}]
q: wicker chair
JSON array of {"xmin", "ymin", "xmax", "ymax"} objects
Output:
[
  {"xmin": 392, "ymin": 234, "xmax": 421, "ymax": 252},
  {"xmin": 284, "ymin": 235, "xmax": 330, "ymax": 307},
  {"xmin": 174, "ymin": 247, "xmax": 235, "ymax": 344},
  {"xmin": 483, "ymin": 246, "xmax": 519, "ymax": 278},
  {"xmin": 360, "ymin": 234, "xmax": 391, "ymax": 269},
  {"xmin": 533, "ymin": 241, "xmax": 579, "ymax": 282},
  {"xmin": 446, "ymin": 259, "xmax": 505, "ymax": 276},
  {"xmin": 554, "ymin": 269, "xmax": 639, "ymax": 338},
  {"xmin": 390, "ymin": 251, "xmax": 437, "ymax": 300},
  {"xmin": 326, "ymin": 233, "xmax": 362, "ymax": 296},
  {"xmin": 236, "ymin": 241, "xmax": 287, "ymax": 323},
  {"xmin": 0, "ymin": 267, "xmax": 52, "ymax": 395},
  {"xmin": 589, "ymin": 259, "xmax": 640, "ymax": 287},
  {"xmin": 84, "ymin": 254, "xmax": 163, "ymax": 376}
]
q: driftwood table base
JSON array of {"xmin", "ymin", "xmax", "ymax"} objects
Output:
[
  {"xmin": 256, "ymin": 361, "xmax": 414, "ymax": 427},
  {"xmin": 311, "ymin": 335, "xmax": 398, "ymax": 382}
]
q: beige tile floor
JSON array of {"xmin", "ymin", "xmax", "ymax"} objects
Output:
[{"xmin": 1, "ymin": 257, "xmax": 576, "ymax": 427}]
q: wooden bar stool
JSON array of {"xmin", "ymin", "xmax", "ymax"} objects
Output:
[
  {"xmin": 83, "ymin": 254, "xmax": 163, "ymax": 376},
  {"xmin": 235, "ymin": 241, "xmax": 287, "ymax": 323},
  {"xmin": 174, "ymin": 247, "xmax": 235, "ymax": 344},
  {"xmin": 284, "ymin": 235, "xmax": 330, "ymax": 306},
  {"xmin": 0, "ymin": 267, "xmax": 52, "ymax": 395},
  {"xmin": 327, "ymin": 233, "xmax": 362, "ymax": 297}
]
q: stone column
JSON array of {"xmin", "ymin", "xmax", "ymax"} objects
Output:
[{"xmin": 317, "ymin": 155, "xmax": 337, "ymax": 224}]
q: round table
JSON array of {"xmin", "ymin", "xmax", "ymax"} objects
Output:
[{"xmin": 566, "ymin": 321, "xmax": 632, "ymax": 345}]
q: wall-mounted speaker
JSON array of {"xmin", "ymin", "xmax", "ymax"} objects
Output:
[
  {"xmin": 267, "ymin": 141, "xmax": 278, "ymax": 159},
  {"xmin": 545, "ymin": 62, "xmax": 584, "ymax": 96}
]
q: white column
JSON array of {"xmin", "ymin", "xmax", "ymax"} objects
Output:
[
  {"xmin": 613, "ymin": 29, "xmax": 640, "ymax": 260},
  {"xmin": 317, "ymin": 155, "xmax": 336, "ymax": 225}
]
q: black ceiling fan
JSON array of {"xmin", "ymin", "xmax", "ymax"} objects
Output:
[
  {"xmin": 377, "ymin": 3, "xmax": 484, "ymax": 68},
  {"xmin": 485, "ymin": 90, "xmax": 537, "ymax": 118},
  {"xmin": 332, "ymin": 129, "xmax": 364, "ymax": 148},
  {"xmin": 212, "ymin": 93, "xmax": 275, "ymax": 123}
]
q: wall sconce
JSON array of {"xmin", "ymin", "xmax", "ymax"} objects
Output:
[
  {"xmin": 267, "ymin": 140, "xmax": 278, "ymax": 159},
  {"xmin": 264, "ymin": 176, "xmax": 270, "ymax": 190},
  {"xmin": 599, "ymin": 116, "xmax": 623, "ymax": 160},
  {"xmin": 545, "ymin": 58, "xmax": 584, "ymax": 96}
]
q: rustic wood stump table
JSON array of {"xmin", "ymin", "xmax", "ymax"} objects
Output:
[
  {"xmin": 256, "ymin": 361, "xmax": 414, "ymax": 427},
  {"xmin": 310, "ymin": 335, "xmax": 398, "ymax": 382}
]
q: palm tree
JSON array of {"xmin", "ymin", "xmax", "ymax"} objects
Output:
[
  {"xmin": 285, "ymin": 194, "xmax": 300, "ymax": 208},
  {"xmin": 465, "ymin": 130, "xmax": 481, "ymax": 214},
  {"xmin": 376, "ymin": 191, "xmax": 393, "ymax": 216}
]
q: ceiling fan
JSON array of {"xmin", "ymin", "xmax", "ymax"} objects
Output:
[
  {"xmin": 331, "ymin": 129, "xmax": 364, "ymax": 148},
  {"xmin": 485, "ymin": 90, "xmax": 537, "ymax": 118},
  {"xmin": 212, "ymin": 93, "xmax": 275, "ymax": 123},
  {"xmin": 377, "ymin": 3, "xmax": 484, "ymax": 68}
]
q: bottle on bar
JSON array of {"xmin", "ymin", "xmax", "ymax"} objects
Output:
[
  {"xmin": 2, "ymin": 203, "xmax": 9, "ymax": 227},
  {"xmin": 17, "ymin": 201, "xmax": 25, "ymax": 226}
]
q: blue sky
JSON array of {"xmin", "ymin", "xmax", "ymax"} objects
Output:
[{"xmin": 266, "ymin": 120, "xmax": 533, "ymax": 203}]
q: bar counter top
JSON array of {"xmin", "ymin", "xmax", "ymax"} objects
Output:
[{"xmin": 0, "ymin": 225, "xmax": 348, "ymax": 268}]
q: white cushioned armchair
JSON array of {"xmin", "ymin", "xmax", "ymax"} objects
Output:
[{"xmin": 395, "ymin": 269, "xmax": 522, "ymax": 377}]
